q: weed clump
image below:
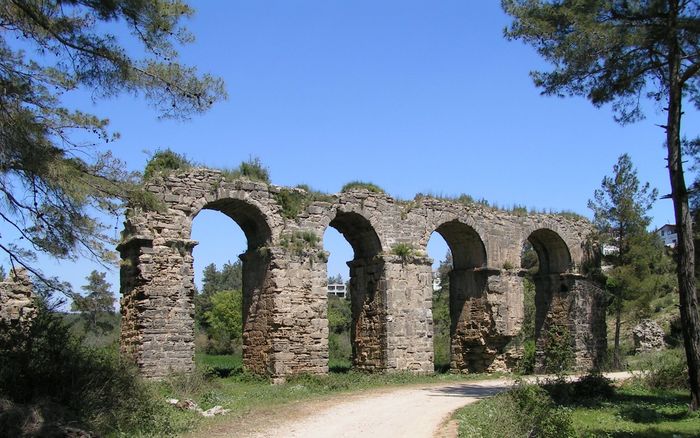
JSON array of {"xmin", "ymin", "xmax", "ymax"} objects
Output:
[
  {"xmin": 280, "ymin": 231, "xmax": 326, "ymax": 261},
  {"xmin": 222, "ymin": 157, "xmax": 270, "ymax": 183},
  {"xmin": 391, "ymin": 243, "xmax": 415, "ymax": 262},
  {"xmin": 456, "ymin": 382, "xmax": 574, "ymax": 438},
  {"xmin": 274, "ymin": 185, "xmax": 334, "ymax": 219},
  {"xmin": 341, "ymin": 181, "xmax": 385, "ymax": 194},
  {"xmin": 143, "ymin": 149, "xmax": 192, "ymax": 180}
]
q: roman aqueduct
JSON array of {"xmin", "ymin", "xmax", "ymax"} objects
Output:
[{"xmin": 118, "ymin": 169, "xmax": 607, "ymax": 379}]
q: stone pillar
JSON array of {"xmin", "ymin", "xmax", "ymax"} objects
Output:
[
  {"xmin": 449, "ymin": 269, "xmax": 524, "ymax": 373},
  {"xmin": 383, "ymin": 255, "xmax": 433, "ymax": 373},
  {"xmin": 533, "ymin": 274, "xmax": 606, "ymax": 372},
  {"xmin": 348, "ymin": 256, "xmax": 387, "ymax": 371},
  {"xmin": 449, "ymin": 268, "xmax": 489, "ymax": 372},
  {"xmin": 260, "ymin": 247, "xmax": 328, "ymax": 381},
  {"xmin": 118, "ymin": 237, "xmax": 197, "ymax": 378},
  {"xmin": 484, "ymin": 271, "xmax": 525, "ymax": 371},
  {"xmin": 568, "ymin": 277, "xmax": 607, "ymax": 370},
  {"xmin": 240, "ymin": 248, "xmax": 274, "ymax": 376},
  {"xmin": 0, "ymin": 268, "xmax": 36, "ymax": 330}
]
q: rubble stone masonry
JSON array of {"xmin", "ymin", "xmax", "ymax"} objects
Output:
[{"xmin": 119, "ymin": 169, "xmax": 607, "ymax": 379}]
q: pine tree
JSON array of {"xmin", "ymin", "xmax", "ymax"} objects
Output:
[
  {"xmin": 71, "ymin": 270, "xmax": 115, "ymax": 334},
  {"xmin": 504, "ymin": 0, "xmax": 700, "ymax": 409},
  {"xmin": 589, "ymin": 154, "xmax": 658, "ymax": 369},
  {"xmin": 0, "ymin": 1, "xmax": 225, "ymax": 286}
]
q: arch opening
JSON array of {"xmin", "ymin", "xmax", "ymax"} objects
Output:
[
  {"xmin": 429, "ymin": 221, "xmax": 490, "ymax": 373},
  {"xmin": 323, "ymin": 226, "xmax": 353, "ymax": 371},
  {"xmin": 325, "ymin": 211, "xmax": 384, "ymax": 371},
  {"xmin": 329, "ymin": 211, "xmax": 381, "ymax": 259},
  {"xmin": 191, "ymin": 210, "xmax": 246, "ymax": 369},
  {"xmin": 434, "ymin": 220, "xmax": 487, "ymax": 270},
  {"xmin": 202, "ymin": 198, "xmax": 272, "ymax": 250},
  {"xmin": 524, "ymin": 228, "xmax": 575, "ymax": 374},
  {"xmin": 190, "ymin": 198, "xmax": 273, "ymax": 375},
  {"xmin": 526, "ymin": 228, "xmax": 571, "ymax": 275}
]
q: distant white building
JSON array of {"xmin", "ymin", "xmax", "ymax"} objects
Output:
[
  {"xmin": 656, "ymin": 224, "xmax": 678, "ymax": 248},
  {"xmin": 432, "ymin": 271, "xmax": 442, "ymax": 291},
  {"xmin": 602, "ymin": 243, "xmax": 619, "ymax": 256},
  {"xmin": 327, "ymin": 283, "xmax": 347, "ymax": 298}
]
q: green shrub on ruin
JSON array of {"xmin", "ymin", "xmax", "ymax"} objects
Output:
[
  {"xmin": 222, "ymin": 157, "xmax": 270, "ymax": 183},
  {"xmin": 143, "ymin": 149, "xmax": 193, "ymax": 180},
  {"xmin": 341, "ymin": 181, "xmax": 385, "ymax": 194}
]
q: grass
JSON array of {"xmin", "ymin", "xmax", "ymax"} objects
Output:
[
  {"xmin": 166, "ymin": 366, "xmax": 502, "ymax": 437},
  {"xmin": 453, "ymin": 378, "xmax": 700, "ymax": 438},
  {"xmin": 195, "ymin": 353, "xmax": 243, "ymax": 378},
  {"xmin": 341, "ymin": 180, "xmax": 385, "ymax": 193},
  {"xmin": 571, "ymin": 384, "xmax": 700, "ymax": 437}
]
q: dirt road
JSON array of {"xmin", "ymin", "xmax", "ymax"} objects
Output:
[
  {"xmin": 246, "ymin": 379, "xmax": 512, "ymax": 438},
  {"xmin": 212, "ymin": 372, "xmax": 631, "ymax": 438}
]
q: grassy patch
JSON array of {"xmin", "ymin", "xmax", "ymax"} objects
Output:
[
  {"xmin": 195, "ymin": 353, "xmax": 243, "ymax": 378},
  {"xmin": 571, "ymin": 384, "xmax": 700, "ymax": 437},
  {"xmin": 453, "ymin": 377, "xmax": 700, "ymax": 438},
  {"xmin": 341, "ymin": 181, "xmax": 385, "ymax": 193},
  {"xmin": 220, "ymin": 157, "xmax": 270, "ymax": 183},
  {"xmin": 273, "ymin": 185, "xmax": 334, "ymax": 219}
]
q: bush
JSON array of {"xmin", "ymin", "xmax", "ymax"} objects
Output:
[
  {"xmin": 222, "ymin": 157, "xmax": 270, "ymax": 183},
  {"xmin": 391, "ymin": 243, "xmax": 415, "ymax": 261},
  {"xmin": 638, "ymin": 348, "xmax": 689, "ymax": 390},
  {"xmin": 542, "ymin": 373, "xmax": 615, "ymax": 406},
  {"xmin": 341, "ymin": 181, "xmax": 384, "ymax": 193},
  {"xmin": 541, "ymin": 324, "xmax": 574, "ymax": 374},
  {"xmin": 456, "ymin": 382, "xmax": 574, "ymax": 438},
  {"xmin": 571, "ymin": 372, "xmax": 615, "ymax": 400},
  {"xmin": 0, "ymin": 308, "xmax": 187, "ymax": 436},
  {"xmin": 518, "ymin": 339, "xmax": 536, "ymax": 375},
  {"xmin": 143, "ymin": 149, "xmax": 192, "ymax": 180}
]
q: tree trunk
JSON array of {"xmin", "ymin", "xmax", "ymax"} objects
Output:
[
  {"xmin": 613, "ymin": 299, "xmax": 622, "ymax": 370},
  {"xmin": 666, "ymin": 0, "xmax": 700, "ymax": 410}
]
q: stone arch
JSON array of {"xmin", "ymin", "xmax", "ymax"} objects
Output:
[
  {"xmin": 522, "ymin": 227, "xmax": 587, "ymax": 373},
  {"xmin": 429, "ymin": 220, "xmax": 495, "ymax": 372},
  {"xmin": 195, "ymin": 197, "xmax": 272, "ymax": 250},
  {"xmin": 323, "ymin": 209, "xmax": 386, "ymax": 371},
  {"xmin": 191, "ymin": 197, "xmax": 276, "ymax": 376},
  {"xmin": 328, "ymin": 211, "xmax": 382, "ymax": 259},
  {"xmin": 525, "ymin": 228, "xmax": 572, "ymax": 275},
  {"xmin": 433, "ymin": 220, "xmax": 487, "ymax": 270}
]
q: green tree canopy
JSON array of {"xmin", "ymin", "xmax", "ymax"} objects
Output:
[
  {"xmin": 589, "ymin": 154, "xmax": 658, "ymax": 369},
  {"xmin": 609, "ymin": 232, "xmax": 676, "ymax": 320},
  {"xmin": 589, "ymin": 154, "xmax": 658, "ymax": 255},
  {"xmin": 204, "ymin": 289, "xmax": 243, "ymax": 354},
  {"xmin": 71, "ymin": 270, "xmax": 115, "ymax": 334},
  {"xmin": 0, "ymin": 1, "xmax": 225, "ymax": 285},
  {"xmin": 195, "ymin": 261, "xmax": 242, "ymax": 330}
]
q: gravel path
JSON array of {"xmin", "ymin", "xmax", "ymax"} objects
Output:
[
  {"xmin": 229, "ymin": 372, "xmax": 631, "ymax": 438},
  {"xmin": 247, "ymin": 379, "xmax": 512, "ymax": 438}
]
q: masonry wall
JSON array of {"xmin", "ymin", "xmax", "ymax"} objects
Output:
[
  {"xmin": 533, "ymin": 274, "xmax": 607, "ymax": 372},
  {"xmin": 383, "ymin": 256, "xmax": 434, "ymax": 373},
  {"xmin": 119, "ymin": 168, "xmax": 605, "ymax": 379},
  {"xmin": 349, "ymin": 257, "xmax": 387, "ymax": 371},
  {"xmin": 0, "ymin": 269, "xmax": 35, "ymax": 330}
]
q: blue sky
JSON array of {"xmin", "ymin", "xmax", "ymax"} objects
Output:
[{"xmin": 13, "ymin": 1, "xmax": 700, "ymax": 301}]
